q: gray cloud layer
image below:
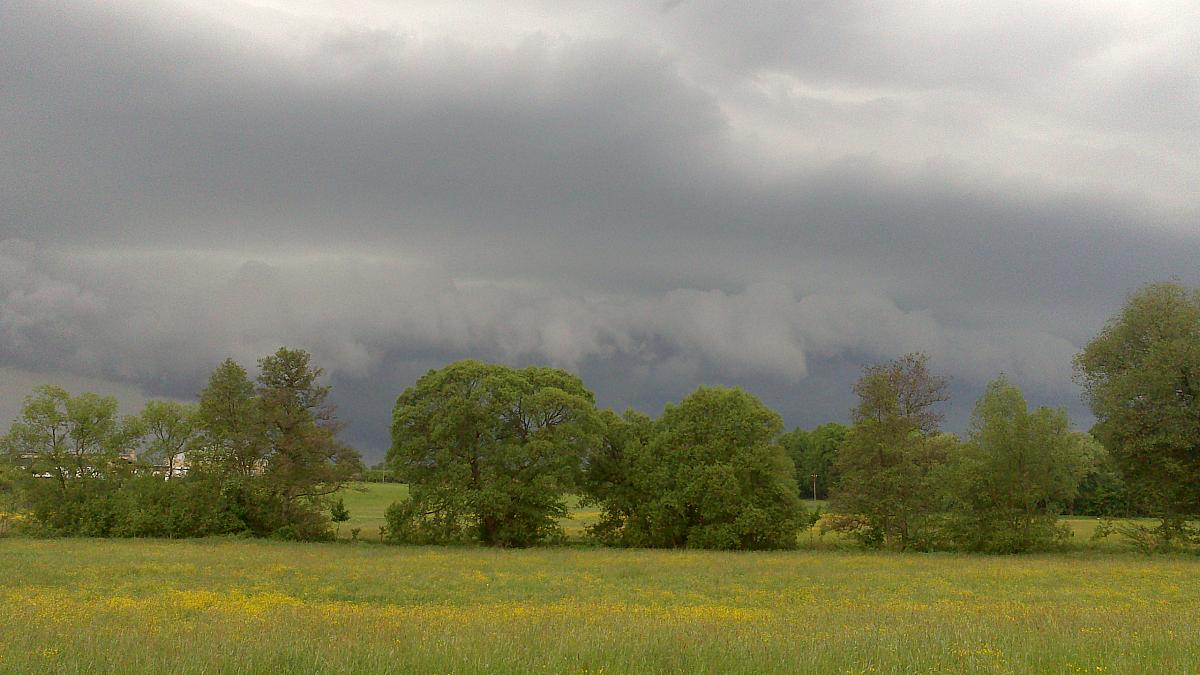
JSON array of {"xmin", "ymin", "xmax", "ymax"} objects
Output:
[{"xmin": 2, "ymin": 1, "xmax": 1198, "ymax": 457}]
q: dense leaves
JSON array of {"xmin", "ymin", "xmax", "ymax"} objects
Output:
[
  {"xmin": 256, "ymin": 348, "xmax": 362, "ymax": 527},
  {"xmin": 829, "ymin": 354, "xmax": 951, "ymax": 550},
  {"xmin": 4, "ymin": 282, "xmax": 1197, "ymax": 553},
  {"xmin": 940, "ymin": 377, "xmax": 1098, "ymax": 552},
  {"xmin": 780, "ymin": 422, "xmax": 847, "ymax": 501},
  {"xmin": 1, "ymin": 349, "xmax": 361, "ymax": 540},
  {"xmin": 585, "ymin": 387, "xmax": 808, "ymax": 550},
  {"xmin": 387, "ymin": 360, "xmax": 602, "ymax": 547},
  {"xmin": 1075, "ymin": 282, "xmax": 1200, "ymax": 545}
]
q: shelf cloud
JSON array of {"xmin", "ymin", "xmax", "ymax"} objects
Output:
[{"xmin": 2, "ymin": 0, "xmax": 1198, "ymax": 457}]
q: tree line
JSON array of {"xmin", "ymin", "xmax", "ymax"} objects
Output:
[
  {"xmin": 2, "ymin": 282, "xmax": 1198, "ymax": 551},
  {"xmin": 0, "ymin": 348, "xmax": 362, "ymax": 540},
  {"xmin": 383, "ymin": 281, "xmax": 1199, "ymax": 552}
]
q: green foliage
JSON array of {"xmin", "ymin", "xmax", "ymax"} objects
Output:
[
  {"xmin": 3, "ymin": 348, "xmax": 359, "ymax": 541},
  {"xmin": 192, "ymin": 359, "xmax": 268, "ymax": 479},
  {"xmin": 579, "ymin": 408, "xmax": 654, "ymax": 542},
  {"xmin": 1075, "ymin": 281, "xmax": 1200, "ymax": 546},
  {"xmin": 829, "ymin": 353, "xmax": 950, "ymax": 550},
  {"xmin": 139, "ymin": 400, "xmax": 198, "ymax": 479},
  {"xmin": 940, "ymin": 376, "xmax": 1098, "ymax": 553},
  {"xmin": 2, "ymin": 385, "xmax": 141, "ymax": 489},
  {"xmin": 387, "ymin": 360, "xmax": 602, "ymax": 547},
  {"xmin": 1070, "ymin": 445, "xmax": 1136, "ymax": 517},
  {"xmin": 0, "ymin": 459, "xmax": 21, "ymax": 536},
  {"xmin": 256, "ymin": 348, "xmax": 363, "ymax": 525},
  {"xmin": 105, "ymin": 476, "xmax": 248, "ymax": 538},
  {"xmin": 0, "ymin": 386, "xmax": 143, "ymax": 535},
  {"xmin": 330, "ymin": 496, "xmax": 350, "ymax": 537},
  {"xmin": 586, "ymin": 387, "xmax": 807, "ymax": 550},
  {"xmin": 330, "ymin": 497, "xmax": 350, "ymax": 523},
  {"xmin": 780, "ymin": 422, "xmax": 847, "ymax": 500},
  {"xmin": 187, "ymin": 349, "xmax": 362, "ymax": 538},
  {"xmin": 12, "ymin": 473, "xmax": 244, "ymax": 539}
]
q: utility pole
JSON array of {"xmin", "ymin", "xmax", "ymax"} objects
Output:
[{"xmin": 811, "ymin": 473, "xmax": 818, "ymax": 502}]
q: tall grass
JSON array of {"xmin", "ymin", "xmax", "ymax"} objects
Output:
[{"xmin": 2, "ymin": 538, "xmax": 1198, "ymax": 673}]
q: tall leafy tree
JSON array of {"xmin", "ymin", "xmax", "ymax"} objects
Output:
[
  {"xmin": 582, "ymin": 408, "xmax": 658, "ymax": 544},
  {"xmin": 829, "ymin": 353, "xmax": 950, "ymax": 550},
  {"xmin": 189, "ymin": 350, "xmax": 361, "ymax": 538},
  {"xmin": 942, "ymin": 376, "xmax": 1098, "ymax": 552},
  {"xmin": 1075, "ymin": 282, "xmax": 1200, "ymax": 544},
  {"xmin": 1069, "ymin": 445, "xmax": 1134, "ymax": 517},
  {"xmin": 587, "ymin": 387, "xmax": 807, "ymax": 550},
  {"xmin": 256, "ymin": 347, "xmax": 362, "ymax": 525},
  {"xmin": 2, "ymin": 386, "xmax": 140, "ymax": 491},
  {"xmin": 193, "ymin": 359, "xmax": 267, "ymax": 478},
  {"xmin": 139, "ymin": 400, "xmax": 198, "ymax": 480},
  {"xmin": 387, "ymin": 360, "xmax": 602, "ymax": 547}
]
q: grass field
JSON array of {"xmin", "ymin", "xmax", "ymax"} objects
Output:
[
  {"xmin": 336, "ymin": 482, "xmax": 408, "ymax": 540},
  {"xmin": 3, "ymin": 538, "xmax": 1200, "ymax": 673}
]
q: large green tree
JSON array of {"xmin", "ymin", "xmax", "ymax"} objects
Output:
[
  {"xmin": 256, "ymin": 347, "xmax": 362, "ymax": 527},
  {"xmin": 586, "ymin": 387, "xmax": 807, "ymax": 550},
  {"xmin": 387, "ymin": 360, "xmax": 602, "ymax": 547},
  {"xmin": 192, "ymin": 359, "xmax": 268, "ymax": 479},
  {"xmin": 580, "ymin": 408, "xmax": 655, "ymax": 543},
  {"xmin": 1075, "ymin": 282, "xmax": 1200, "ymax": 544},
  {"xmin": 190, "ymin": 350, "xmax": 361, "ymax": 538},
  {"xmin": 1069, "ymin": 444, "xmax": 1134, "ymax": 517},
  {"xmin": 138, "ymin": 400, "xmax": 198, "ymax": 480},
  {"xmin": 1, "ymin": 349, "xmax": 359, "ymax": 540},
  {"xmin": 0, "ymin": 458, "xmax": 19, "ymax": 535},
  {"xmin": 2, "ymin": 386, "xmax": 140, "ymax": 491},
  {"xmin": 942, "ymin": 376, "xmax": 1098, "ymax": 552},
  {"xmin": 829, "ymin": 353, "xmax": 950, "ymax": 550}
]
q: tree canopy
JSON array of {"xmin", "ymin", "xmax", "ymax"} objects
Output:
[
  {"xmin": 941, "ymin": 376, "xmax": 1098, "ymax": 552},
  {"xmin": 387, "ymin": 360, "xmax": 602, "ymax": 546},
  {"xmin": 2, "ymin": 281, "xmax": 1197, "ymax": 554},
  {"xmin": 1075, "ymin": 281, "xmax": 1200, "ymax": 544},
  {"xmin": 829, "ymin": 353, "xmax": 950, "ymax": 550},
  {"xmin": 780, "ymin": 422, "xmax": 848, "ymax": 501},
  {"xmin": 586, "ymin": 386, "xmax": 807, "ymax": 550}
]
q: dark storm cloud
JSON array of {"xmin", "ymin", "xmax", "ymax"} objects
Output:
[{"xmin": 1, "ymin": 0, "xmax": 1198, "ymax": 458}]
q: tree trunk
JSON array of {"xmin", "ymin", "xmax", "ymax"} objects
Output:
[{"xmin": 480, "ymin": 514, "xmax": 499, "ymax": 546}]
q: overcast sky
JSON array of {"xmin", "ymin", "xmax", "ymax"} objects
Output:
[{"xmin": 2, "ymin": 1, "xmax": 1198, "ymax": 460}]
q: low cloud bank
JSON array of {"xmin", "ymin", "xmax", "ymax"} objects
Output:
[{"xmin": 1, "ymin": 240, "xmax": 1078, "ymax": 402}]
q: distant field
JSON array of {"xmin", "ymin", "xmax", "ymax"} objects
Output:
[
  {"xmin": 335, "ymin": 483, "xmax": 605, "ymax": 539},
  {"xmin": 336, "ymin": 482, "xmax": 408, "ymax": 540},
  {"xmin": 3, "ymin": 538, "xmax": 1199, "ymax": 673}
]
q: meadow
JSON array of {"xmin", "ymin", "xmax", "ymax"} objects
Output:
[
  {"xmin": 1, "ymin": 483, "xmax": 1193, "ymax": 673},
  {"xmin": 3, "ymin": 534, "xmax": 1200, "ymax": 673}
]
